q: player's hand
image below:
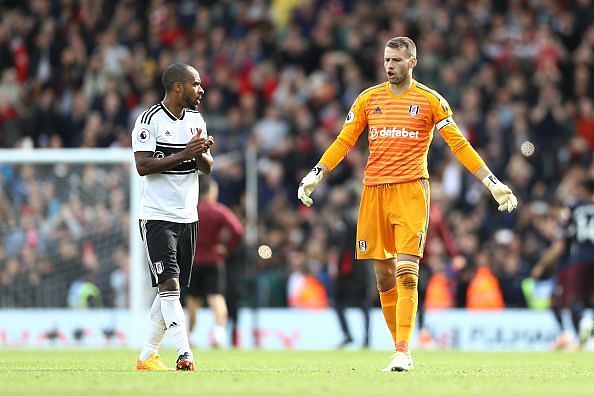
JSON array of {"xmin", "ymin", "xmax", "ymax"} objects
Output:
[
  {"xmin": 201, "ymin": 135, "xmax": 214, "ymax": 153},
  {"xmin": 184, "ymin": 132, "xmax": 204, "ymax": 159},
  {"xmin": 482, "ymin": 174, "xmax": 518, "ymax": 213},
  {"xmin": 298, "ymin": 166, "xmax": 324, "ymax": 207}
]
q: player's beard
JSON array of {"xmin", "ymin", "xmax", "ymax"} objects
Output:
[
  {"xmin": 181, "ymin": 88, "xmax": 198, "ymax": 110},
  {"xmin": 390, "ymin": 71, "xmax": 408, "ymax": 86}
]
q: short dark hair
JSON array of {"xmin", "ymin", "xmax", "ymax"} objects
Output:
[
  {"xmin": 162, "ymin": 64, "xmax": 192, "ymax": 91},
  {"xmin": 386, "ymin": 36, "xmax": 417, "ymax": 58}
]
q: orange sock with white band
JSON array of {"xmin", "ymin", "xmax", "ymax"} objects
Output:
[{"xmin": 395, "ymin": 261, "xmax": 419, "ymax": 352}]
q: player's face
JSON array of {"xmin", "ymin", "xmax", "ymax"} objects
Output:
[
  {"xmin": 384, "ymin": 46, "xmax": 416, "ymax": 85},
  {"xmin": 180, "ymin": 69, "xmax": 205, "ymax": 110}
]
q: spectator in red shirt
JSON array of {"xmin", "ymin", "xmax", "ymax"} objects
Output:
[{"xmin": 184, "ymin": 176, "xmax": 244, "ymax": 348}]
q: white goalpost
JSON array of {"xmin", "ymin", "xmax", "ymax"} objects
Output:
[{"xmin": 0, "ymin": 148, "xmax": 148, "ymax": 314}]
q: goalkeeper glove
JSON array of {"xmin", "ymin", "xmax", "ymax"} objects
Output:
[
  {"xmin": 298, "ymin": 166, "xmax": 324, "ymax": 207},
  {"xmin": 482, "ymin": 173, "xmax": 518, "ymax": 213}
]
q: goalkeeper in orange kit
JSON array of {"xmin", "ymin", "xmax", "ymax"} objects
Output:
[{"xmin": 298, "ymin": 36, "xmax": 517, "ymax": 372}]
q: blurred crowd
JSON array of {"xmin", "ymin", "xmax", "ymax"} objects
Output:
[
  {"xmin": 1, "ymin": 0, "xmax": 593, "ymax": 309},
  {"xmin": 0, "ymin": 163, "xmax": 130, "ymax": 307}
]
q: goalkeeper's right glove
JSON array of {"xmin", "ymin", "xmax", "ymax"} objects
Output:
[
  {"xmin": 298, "ymin": 166, "xmax": 324, "ymax": 207},
  {"xmin": 482, "ymin": 173, "xmax": 518, "ymax": 213}
]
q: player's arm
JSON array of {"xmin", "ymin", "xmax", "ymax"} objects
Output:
[
  {"xmin": 195, "ymin": 135, "xmax": 214, "ymax": 175},
  {"xmin": 532, "ymin": 208, "xmax": 571, "ymax": 278},
  {"xmin": 531, "ymin": 238, "xmax": 565, "ymax": 279},
  {"xmin": 437, "ymin": 101, "xmax": 517, "ymax": 213},
  {"xmin": 298, "ymin": 96, "xmax": 368, "ymax": 206},
  {"xmin": 134, "ymin": 134, "xmax": 209, "ymax": 176},
  {"xmin": 221, "ymin": 206, "xmax": 244, "ymax": 252}
]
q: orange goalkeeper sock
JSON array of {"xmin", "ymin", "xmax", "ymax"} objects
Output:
[
  {"xmin": 379, "ymin": 285, "xmax": 398, "ymax": 347},
  {"xmin": 396, "ymin": 261, "xmax": 419, "ymax": 350}
]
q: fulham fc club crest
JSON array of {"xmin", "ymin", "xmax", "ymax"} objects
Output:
[
  {"xmin": 409, "ymin": 104, "xmax": 419, "ymax": 116},
  {"xmin": 358, "ymin": 240, "xmax": 367, "ymax": 252}
]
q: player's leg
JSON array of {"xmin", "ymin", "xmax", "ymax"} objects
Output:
[
  {"xmin": 380, "ymin": 255, "xmax": 419, "ymax": 373},
  {"xmin": 203, "ymin": 263, "xmax": 228, "ymax": 347},
  {"xmin": 550, "ymin": 266, "xmax": 574, "ymax": 350},
  {"xmin": 581, "ymin": 262, "xmax": 594, "ymax": 347},
  {"xmin": 570, "ymin": 262, "xmax": 594, "ymax": 348},
  {"xmin": 206, "ymin": 293, "xmax": 228, "ymax": 347},
  {"xmin": 136, "ymin": 220, "xmax": 173, "ymax": 371},
  {"xmin": 225, "ymin": 248, "xmax": 242, "ymax": 348},
  {"xmin": 158, "ymin": 277, "xmax": 196, "ymax": 371},
  {"xmin": 373, "ymin": 260, "xmax": 398, "ymax": 347},
  {"xmin": 168, "ymin": 221, "xmax": 198, "ymax": 370},
  {"xmin": 359, "ymin": 292, "xmax": 371, "ymax": 349},
  {"xmin": 382, "ymin": 179, "xmax": 428, "ymax": 372},
  {"xmin": 334, "ymin": 288, "xmax": 354, "ymax": 348},
  {"xmin": 395, "ymin": 254, "xmax": 420, "ymax": 352},
  {"xmin": 137, "ymin": 293, "xmax": 173, "ymax": 370},
  {"xmin": 356, "ymin": 260, "xmax": 372, "ymax": 349},
  {"xmin": 356, "ymin": 185, "xmax": 398, "ymax": 348},
  {"xmin": 185, "ymin": 264, "xmax": 209, "ymax": 344},
  {"xmin": 185, "ymin": 294, "xmax": 201, "ymax": 341},
  {"xmin": 396, "ymin": 179, "xmax": 429, "ymax": 352}
]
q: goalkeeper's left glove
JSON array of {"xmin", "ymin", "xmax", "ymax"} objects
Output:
[
  {"xmin": 298, "ymin": 166, "xmax": 324, "ymax": 207},
  {"xmin": 482, "ymin": 173, "xmax": 518, "ymax": 213}
]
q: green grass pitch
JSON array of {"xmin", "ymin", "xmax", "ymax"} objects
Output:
[{"xmin": 0, "ymin": 349, "xmax": 592, "ymax": 396}]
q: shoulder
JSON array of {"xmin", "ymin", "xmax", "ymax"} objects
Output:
[
  {"xmin": 211, "ymin": 201, "xmax": 229, "ymax": 212},
  {"xmin": 185, "ymin": 109, "xmax": 206, "ymax": 122},
  {"xmin": 357, "ymin": 83, "xmax": 385, "ymax": 102},
  {"xmin": 414, "ymin": 82, "xmax": 451, "ymax": 111},
  {"xmin": 136, "ymin": 104, "xmax": 163, "ymax": 126}
]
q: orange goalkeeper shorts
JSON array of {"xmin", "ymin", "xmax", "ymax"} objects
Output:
[{"xmin": 356, "ymin": 179, "xmax": 430, "ymax": 260}]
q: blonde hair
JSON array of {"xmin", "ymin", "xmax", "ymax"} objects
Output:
[{"xmin": 386, "ymin": 37, "xmax": 417, "ymax": 58}]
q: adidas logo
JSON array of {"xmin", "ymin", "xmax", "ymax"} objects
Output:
[
  {"xmin": 168, "ymin": 321, "xmax": 178, "ymax": 329},
  {"xmin": 374, "ymin": 107, "xmax": 382, "ymax": 114},
  {"xmin": 165, "ymin": 130, "xmax": 171, "ymax": 136}
]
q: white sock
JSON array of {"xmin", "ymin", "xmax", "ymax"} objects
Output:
[
  {"xmin": 160, "ymin": 290, "xmax": 193, "ymax": 360},
  {"xmin": 139, "ymin": 294, "xmax": 166, "ymax": 361}
]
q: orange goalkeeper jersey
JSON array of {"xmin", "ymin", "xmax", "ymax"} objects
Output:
[{"xmin": 319, "ymin": 80, "xmax": 485, "ymax": 185}]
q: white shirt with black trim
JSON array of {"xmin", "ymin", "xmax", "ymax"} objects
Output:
[{"xmin": 132, "ymin": 102, "xmax": 207, "ymax": 223}]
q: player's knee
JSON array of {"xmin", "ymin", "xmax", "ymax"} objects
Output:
[
  {"xmin": 158, "ymin": 277, "xmax": 179, "ymax": 292},
  {"xmin": 376, "ymin": 276, "xmax": 396, "ymax": 292},
  {"xmin": 374, "ymin": 263, "xmax": 396, "ymax": 291},
  {"xmin": 397, "ymin": 273, "xmax": 418, "ymax": 290}
]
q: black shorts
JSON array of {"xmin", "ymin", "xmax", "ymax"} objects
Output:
[
  {"xmin": 555, "ymin": 261, "xmax": 594, "ymax": 306},
  {"xmin": 139, "ymin": 219, "xmax": 198, "ymax": 288},
  {"xmin": 185, "ymin": 263, "xmax": 226, "ymax": 298}
]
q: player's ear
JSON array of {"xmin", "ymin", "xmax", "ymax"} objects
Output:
[
  {"xmin": 175, "ymin": 81, "xmax": 183, "ymax": 93},
  {"xmin": 409, "ymin": 57, "xmax": 417, "ymax": 68}
]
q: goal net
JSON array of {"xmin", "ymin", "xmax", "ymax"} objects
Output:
[{"xmin": 0, "ymin": 149, "xmax": 147, "ymax": 312}]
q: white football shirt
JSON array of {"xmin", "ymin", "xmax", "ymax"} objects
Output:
[{"xmin": 132, "ymin": 102, "xmax": 208, "ymax": 223}]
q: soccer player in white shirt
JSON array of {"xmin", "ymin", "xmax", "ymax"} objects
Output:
[{"xmin": 132, "ymin": 64, "xmax": 214, "ymax": 371}]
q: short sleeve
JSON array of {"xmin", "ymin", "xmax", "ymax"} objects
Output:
[
  {"xmin": 131, "ymin": 116, "xmax": 157, "ymax": 153},
  {"xmin": 343, "ymin": 94, "xmax": 368, "ymax": 137}
]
